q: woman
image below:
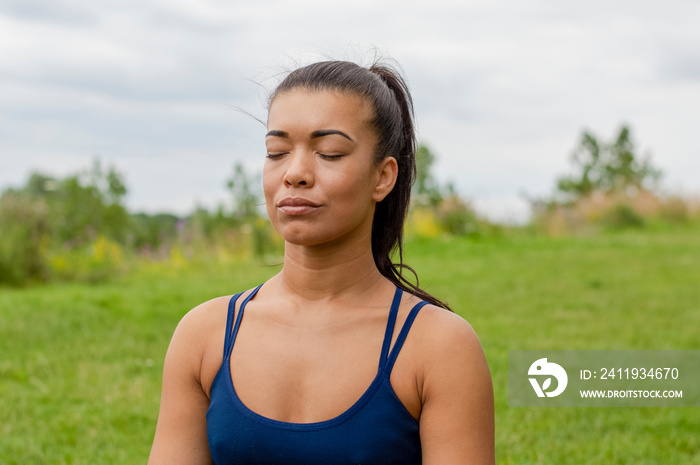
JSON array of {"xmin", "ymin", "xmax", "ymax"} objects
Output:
[{"xmin": 149, "ymin": 60, "xmax": 494, "ymax": 464}]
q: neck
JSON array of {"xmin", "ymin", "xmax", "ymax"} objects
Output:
[{"xmin": 275, "ymin": 230, "xmax": 388, "ymax": 304}]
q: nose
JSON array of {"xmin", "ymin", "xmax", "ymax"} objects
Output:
[{"xmin": 283, "ymin": 150, "xmax": 314, "ymax": 188}]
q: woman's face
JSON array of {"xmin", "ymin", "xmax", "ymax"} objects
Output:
[{"xmin": 263, "ymin": 88, "xmax": 395, "ymax": 247}]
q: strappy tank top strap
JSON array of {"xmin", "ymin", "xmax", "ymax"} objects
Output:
[
  {"xmin": 223, "ymin": 284, "xmax": 263, "ymax": 358},
  {"xmin": 378, "ymin": 287, "xmax": 403, "ymax": 371},
  {"xmin": 222, "ymin": 292, "xmax": 243, "ymax": 357},
  {"xmin": 385, "ymin": 300, "xmax": 429, "ymax": 374}
]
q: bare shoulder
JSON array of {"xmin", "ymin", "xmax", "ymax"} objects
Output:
[
  {"xmin": 409, "ymin": 303, "xmax": 495, "ymax": 464},
  {"xmin": 165, "ymin": 295, "xmax": 235, "ymax": 388},
  {"xmin": 174, "ymin": 295, "xmax": 232, "ymax": 338},
  {"xmin": 149, "ymin": 295, "xmax": 235, "ymax": 465},
  {"xmin": 167, "ymin": 295, "xmax": 232, "ymax": 359},
  {"xmin": 407, "ymin": 302, "xmax": 492, "ymax": 408},
  {"xmin": 410, "ymin": 303, "xmax": 486, "ymax": 364}
]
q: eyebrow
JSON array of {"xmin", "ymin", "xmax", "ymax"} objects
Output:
[
  {"xmin": 265, "ymin": 129, "xmax": 354, "ymax": 142},
  {"xmin": 311, "ymin": 129, "xmax": 353, "ymax": 141}
]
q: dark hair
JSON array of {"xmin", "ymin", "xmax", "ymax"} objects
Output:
[{"xmin": 269, "ymin": 60, "xmax": 452, "ymax": 311}]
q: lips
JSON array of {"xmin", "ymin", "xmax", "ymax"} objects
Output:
[{"xmin": 277, "ymin": 197, "xmax": 321, "ymax": 215}]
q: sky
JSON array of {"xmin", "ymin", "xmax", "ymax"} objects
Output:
[{"xmin": 1, "ymin": 0, "xmax": 699, "ymax": 223}]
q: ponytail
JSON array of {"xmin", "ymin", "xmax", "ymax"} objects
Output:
[{"xmin": 367, "ymin": 65, "xmax": 452, "ymax": 311}]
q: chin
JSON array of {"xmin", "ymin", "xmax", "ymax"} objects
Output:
[
  {"xmin": 273, "ymin": 215, "xmax": 369, "ymax": 249},
  {"xmin": 281, "ymin": 232, "xmax": 330, "ymax": 248},
  {"xmin": 278, "ymin": 224, "xmax": 354, "ymax": 249},
  {"xmin": 274, "ymin": 223, "xmax": 322, "ymax": 246}
]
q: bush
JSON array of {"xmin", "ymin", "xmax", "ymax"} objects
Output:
[
  {"xmin": 601, "ymin": 203, "xmax": 645, "ymax": 229},
  {"xmin": 658, "ymin": 197, "xmax": 689, "ymax": 223},
  {"xmin": 530, "ymin": 190, "xmax": 700, "ymax": 235},
  {"xmin": 406, "ymin": 208, "xmax": 442, "ymax": 239},
  {"xmin": 49, "ymin": 236, "xmax": 127, "ymax": 283},
  {"xmin": 436, "ymin": 196, "xmax": 479, "ymax": 236},
  {"xmin": 0, "ymin": 193, "xmax": 50, "ymax": 285}
]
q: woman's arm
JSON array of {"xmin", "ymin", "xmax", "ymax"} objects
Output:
[
  {"xmin": 148, "ymin": 303, "xmax": 221, "ymax": 465},
  {"xmin": 418, "ymin": 309, "xmax": 495, "ymax": 465}
]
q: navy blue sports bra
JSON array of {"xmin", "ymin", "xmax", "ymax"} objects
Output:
[{"xmin": 206, "ymin": 285, "xmax": 427, "ymax": 464}]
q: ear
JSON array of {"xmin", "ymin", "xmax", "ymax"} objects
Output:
[{"xmin": 372, "ymin": 156, "xmax": 398, "ymax": 202}]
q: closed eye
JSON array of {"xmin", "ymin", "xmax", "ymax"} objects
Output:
[
  {"xmin": 318, "ymin": 153, "xmax": 344, "ymax": 160},
  {"xmin": 266, "ymin": 152, "xmax": 287, "ymax": 159}
]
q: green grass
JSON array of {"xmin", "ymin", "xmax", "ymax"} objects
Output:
[{"xmin": 1, "ymin": 225, "xmax": 699, "ymax": 464}]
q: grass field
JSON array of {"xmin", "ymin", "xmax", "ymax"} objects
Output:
[{"xmin": 1, "ymin": 224, "xmax": 699, "ymax": 464}]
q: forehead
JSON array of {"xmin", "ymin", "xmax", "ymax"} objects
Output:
[{"xmin": 267, "ymin": 89, "xmax": 374, "ymax": 136}]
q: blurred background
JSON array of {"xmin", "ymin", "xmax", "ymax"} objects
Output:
[{"xmin": 1, "ymin": 1, "xmax": 699, "ymax": 463}]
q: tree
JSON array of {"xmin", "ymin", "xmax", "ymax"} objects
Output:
[
  {"xmin": 226, "ymin": 162, "xmax": 260, "ymax": 222},
  {"xmin": 129, "ymin": 212, "xmax": 180, "ymax": 251},
  {"xmin": 556, "ymin": 132, "xmax": 601, "ymax": 198},
  {"xmin": 556, "ymin": 125, "xmax": 661, "ymax": 201},
  {"xmin": 5, "ymin": 159, "xmax": 130, "ymax": 247},
  {"xmin": 0, "ymin": 160, "xmax": 131, "ymax": 284},
  {"xmin": 604, "ymin": 126, "xmax": 661, "ymax": 192},
  {"xmin": 0, "ymin": 191, "xmax": 50, "ymax": 283},
  {"xmin": 413, "ymin": 144, "xmax": 443, "ymax": 207},
  {"xmin": 52, "ymin": 160, "xmax": 130, "ymax": 245}
]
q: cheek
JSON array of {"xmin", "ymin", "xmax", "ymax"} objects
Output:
[
  {"xmin": 262, "ymin": 168, "xmax": 279, "ymax": 220},
  {"xmin": 262, "ymin": 164, "xmax": 277, "ymax": 200},
  {"xmin": 333, "ymin": 165, "xmax": 378, "ymax": 209}
]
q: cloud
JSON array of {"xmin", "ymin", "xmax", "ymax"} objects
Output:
[
  {"xmin": 0, "ymin": 0, "xmax": 95, "ymax": 25},
  {"xmin": 1, "ymin": 0, "xmax": 699, "ymax": 219}
]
